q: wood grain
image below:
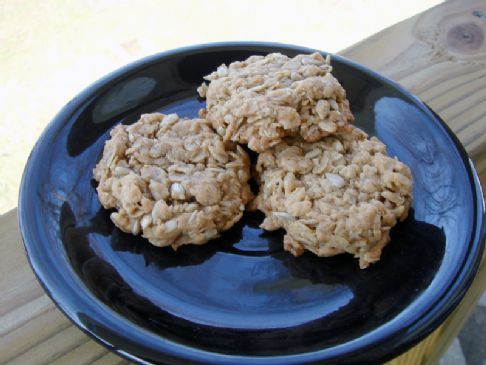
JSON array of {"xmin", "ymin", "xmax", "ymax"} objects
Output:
[
  {"xmin": 1, "ymin": 0, "xmax": 485, "ymax": 364},
  {"xmin": 0, "ymin": 210, "xmax": 129, "ymax": 365}
]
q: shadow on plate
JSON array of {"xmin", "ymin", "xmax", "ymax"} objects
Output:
[{"xmin": 60, "ymin": 200, "xmax": 445, "ymax": 355}]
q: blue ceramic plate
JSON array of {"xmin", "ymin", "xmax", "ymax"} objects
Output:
[{"xmin": 19, "ymin": 43, "xmax": 485, "ymax": 365}]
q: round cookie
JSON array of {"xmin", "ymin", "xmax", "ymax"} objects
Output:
[
  {"xmin": 93, "ymin": 113, "xmax": 253, "ymax": 249},
  {"xmin": 198, "ymin": 52, "xmax": 354, "ymax": 152},
  {"xmin": 252, "ymin": 127, "xmax": 413, "ymax": 269}
]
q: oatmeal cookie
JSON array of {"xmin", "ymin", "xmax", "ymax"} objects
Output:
[
  {"xmin": 198, "ymin": 52, "xmax": 354, "ymax": 152},
  {"xmin": 252, "ymin": 127, "xmax": 413, "ymax": 268},
  {"xmin": 93, "ymin": 113, "xmax": 253, "ymax": 249}
]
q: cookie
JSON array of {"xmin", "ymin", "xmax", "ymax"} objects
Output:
[
  {"xmin": 93, "ymin": 113, "xmax": 253, "ymax": 249},
  {"xmin": 198, "ymin": 52, "xmax": 354, "ymax": 152},
  {"xmin": 252, "ymin": 127, "xmax": 413, "ymax": 268}
]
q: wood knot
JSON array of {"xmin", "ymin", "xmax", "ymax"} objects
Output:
[
  {"xmin": 446, "ymin": 22, "xmax": 484, "ymax": 53},
  {"xmin": 472, "ymin": 10, "xmax": 486, "ymax": 19}
]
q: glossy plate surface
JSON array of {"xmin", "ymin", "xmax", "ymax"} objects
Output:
[{"xmin": 19, "ymin": 43, "xmax": 485, "ymax": 365}]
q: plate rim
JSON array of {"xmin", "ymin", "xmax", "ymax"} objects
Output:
[{"xmin": 18, "ymin": 41, "xmax": 486, "ymax": 365}]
